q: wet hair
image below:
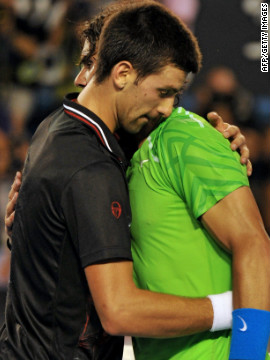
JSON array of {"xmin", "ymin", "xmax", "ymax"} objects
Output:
[{"xmin": 94, "ymin": 0, "xmax": 202, "ymax": 83}]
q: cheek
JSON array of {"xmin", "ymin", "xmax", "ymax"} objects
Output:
[
  {"xmin": 136, "ymin": 92, "xmax": 158, "ymax": 111},
  {"xmin": 85, "ymin": 68, "xmax": 95, "ymax": 82}
]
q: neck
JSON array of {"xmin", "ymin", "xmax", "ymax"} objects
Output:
[{"xmin": 77, "ymin": 79, "xmax": 118, "ymax": 133}]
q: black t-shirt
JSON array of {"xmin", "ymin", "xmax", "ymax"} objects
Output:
[{"xmin": 0, "ymin": 94, "xmax": 132, "ymax": 359}]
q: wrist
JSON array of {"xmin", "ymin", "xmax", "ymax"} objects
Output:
[
  {"xmin": 229, "ymin": 308, "xmax": 270, "ymax": 360},
  {"xmin": 207, "ymin": 291, "xmax": 233, "ymax": 332}
]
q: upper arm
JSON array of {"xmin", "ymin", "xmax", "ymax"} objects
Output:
[
  {"xmin": 61, "ymin": 161, "xmax": 132, "ymax": 267},
  {"xmin": 201, "ymin": 186, "xmax": 269, "ymax": 252},
  {"xmin": 84, "ymin": 260, "xmax": 135, "ymax": 334}
]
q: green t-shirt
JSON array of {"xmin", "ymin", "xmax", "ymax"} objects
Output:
[{"xmin": 127, "ymin": 107, "xmax": 253, "ymax": 359}]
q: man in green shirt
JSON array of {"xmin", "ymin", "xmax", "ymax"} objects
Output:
[{"xmin": 128, "ymin": 107, "xmax": 270, "ymax": 359}]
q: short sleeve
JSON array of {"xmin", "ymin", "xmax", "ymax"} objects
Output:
[
  {"xmin": 159, "ymin": 115, "xmax": 249, "ymax": 218},
  {"xmin": 61, "ymin": 161, "xmax": 132, "ymax": 267}
]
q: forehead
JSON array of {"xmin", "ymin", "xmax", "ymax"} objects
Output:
[{"xmin": 140, "ymin": 65, "xmax": 187, "ymax": 90}]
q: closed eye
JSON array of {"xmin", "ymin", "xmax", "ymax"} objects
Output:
[
  {"xmin": 159, "ymin": 87, "xmax": 185, "ymax": 99},
  {"xmin": 159, "ymin": 89, "xmax": 175, "ymax": 98}
]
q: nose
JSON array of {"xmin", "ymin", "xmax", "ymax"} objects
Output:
[
  {"xmin": 157, "ymin": 97, "xmax": 174, "ymax": 118},
  {"xmin": 74, "ymin": 67, "xmax": 88, "ymax": 88}
]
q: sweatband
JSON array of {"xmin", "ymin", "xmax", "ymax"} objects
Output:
[
  {"xmin": 207, "ymin": 291, "xmax": 233, "ymax": 332},
  {"xmin": 229, "ymin": 308, "xmax": 270, "ymax": 360}
]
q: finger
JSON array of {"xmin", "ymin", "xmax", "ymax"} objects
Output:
[
  {"xmin": 246, "ymin": 159, "xmax": 253, "ymax": 177},
  {"xmin": 15, "ymin": 171, "xmax": 22, "ymax": 183},
  {"xmin": 6, "ymin": 192, "xmax": 18, "ymax": 219},
  {"xmin": 8, "ymin": 174, "xmax": 19, "ymax": 201},
  {"xmin": 207, "ymin": 112, "xmax": 225, "ymax": 132},
  {"xmin": 222, "ymin": 124, "xmax": 240, "ymax": 140},
  {"xmin": 8, "ymin": 172, "xmax": 22, "ymax": 201},
  {"xmin": 239, "ymin": 145, "xmax": 250, "ymax": 164},
  {"xmin": 5, "ymin": 211, "xmax": 15, "ymax": 228},
  {"xmin": 229, "ymin": 133, "xmax": 247, "ymax": 152}
]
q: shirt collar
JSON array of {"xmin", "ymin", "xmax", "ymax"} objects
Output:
[{"xmin": 63, "ymin": 93, "xmax": 127, "ymax": 164}]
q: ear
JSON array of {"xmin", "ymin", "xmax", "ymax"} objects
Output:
[{"xmin": 112, "ymin": 61, "xmax": 134, "ymax": 90}]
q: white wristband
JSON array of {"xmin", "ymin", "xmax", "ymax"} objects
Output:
[{"xmin": 207, "ymin": 291, "xmax": 233, "ymax": 332}]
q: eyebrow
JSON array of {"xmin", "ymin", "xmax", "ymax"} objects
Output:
[{"xmin": 159, "ymin": 80, "xmax": 189, "ymax": 94}]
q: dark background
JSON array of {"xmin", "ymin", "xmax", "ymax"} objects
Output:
[{"xmin": 193, "ymin": 0, "xmax": 268, "ymax": 95}]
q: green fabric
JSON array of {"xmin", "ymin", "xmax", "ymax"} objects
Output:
[{"xmin": 127, "ymin": 107, "xmax": 261, "ymax": 359}]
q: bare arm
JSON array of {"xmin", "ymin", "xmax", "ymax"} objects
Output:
[
  {"xmin": 85, "ymin": 261, "xmax": 214, "ymax": 337},
  {"xmin": 202, "ymin": 186, "xmax": 270, "ymax": 310}
]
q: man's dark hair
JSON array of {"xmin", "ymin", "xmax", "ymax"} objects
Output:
[
  {"xmin": 94, "ymin": 0, "xmax": 202, "ymax": 84},
  {"xmin": 80, "ymin": 0, "xmax": 142, "ymax": 68}
]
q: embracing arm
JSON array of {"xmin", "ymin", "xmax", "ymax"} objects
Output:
[
  {"xmin": 202, "ymin": 186, "xmax": 270, "ymax": 359},
  {"xmin": 85, "ymin": 260, "xmax": 214, "ymax": 337},
  {"xmin": 202, "ymin": 186, "xmax": 270, "ymax": 310}
]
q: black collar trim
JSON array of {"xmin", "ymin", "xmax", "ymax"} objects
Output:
[{"xmin": 63, "ymin": 93, "xmax": 113, "ymax": 153}]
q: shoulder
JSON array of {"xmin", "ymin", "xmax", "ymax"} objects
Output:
[
  {"xmin": 157, "ymin": 107, "xmax": 227, "ymax": 150},
  {"xmin": 154, "ymin": 107, "xmax": 247, "ymax": 177},
  {"xmin": 161, "ymin": 107, "xmax": 213, "ymax": 134}
]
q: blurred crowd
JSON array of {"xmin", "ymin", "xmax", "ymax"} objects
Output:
[{"xmin": 0, "ymin": 0, "xmax": 269, "ymax": 294}]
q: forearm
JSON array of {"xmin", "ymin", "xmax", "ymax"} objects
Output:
[
  {"xmin": 86, "ymin": 261, "xmax": 220, "ymax": 338},
  {"xmin": 199, "ymin": 172, "xmax": 270, "ymax": 359},
  {"xmin": 106, "ymin": 286, "xmax": 213, "ymax": 337},
  {"xmin": 229, "ymin": 236, "xmax": 270, "ymax": 360},
  {"xmin": 232, "ymin": 235, "xmax": 270, "ymax": 311}
]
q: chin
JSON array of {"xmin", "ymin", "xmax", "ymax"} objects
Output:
[
  {"xmin": 123, "ymin": 125, "xmax": 140, "ymax": 135},
  {"xmin": 125, "ymin": 120, "xmax": 148, "ymax": 134}
]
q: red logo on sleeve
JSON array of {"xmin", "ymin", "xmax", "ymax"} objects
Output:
[{"xmin": 111, "ymin": 201, "xmax": 122, "ymax": 219}]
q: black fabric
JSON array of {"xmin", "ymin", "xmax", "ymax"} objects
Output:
[{"xmin": 0, "ymin": 94, "xmax": 132, "ymax": 359}]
